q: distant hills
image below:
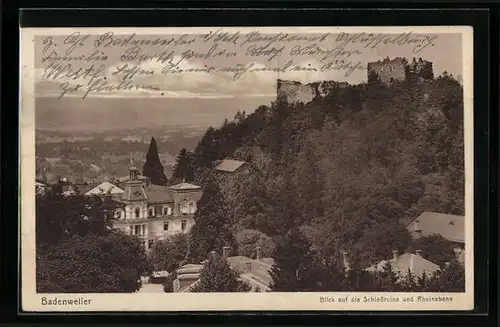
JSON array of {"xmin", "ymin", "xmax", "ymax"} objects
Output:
[{"xmin": 35, "ymin": 96, "xmax": 274, "ymax": 132}]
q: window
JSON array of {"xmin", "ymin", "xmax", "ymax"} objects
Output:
[
  {"xmin": 181, "ymin": 220, "xmax": 187, "ymax": 231},
  {"xmin": 148, "ymin": 240, "xmax": 154, "ymax": 249},
  {"xmin": 134, "ymin": 225, "xmax": 141, "ymax": 235},
  {"xmin": 114, "ymin": 210, "xmax": 122, "ymax": 219},
  {"xmin": 163, "ymin": 206, "xmax": 172, "ymax": 216},
  {"xmin": 135, "ymin": 207, "xmax": 140, "ymax": 218},
  {"xmin": 148, "ymin": 208, "xmax": 155, "ymax": 217},
  {"xmin": 163, "ymin": 222, "xmax": 169, "ymax": 231}
]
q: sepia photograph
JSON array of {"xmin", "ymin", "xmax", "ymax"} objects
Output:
[{"xmin": 20, "ymin": 26, "xmax": 473, "ymax": 311}]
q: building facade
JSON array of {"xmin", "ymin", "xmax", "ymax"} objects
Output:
[{"xmin": 112, "ymin": 160, "xmax": 202, "ymax": 251}]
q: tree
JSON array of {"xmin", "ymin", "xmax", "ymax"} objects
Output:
[
  {"xmin": 142, "ymin": 137, "xmax": 168, "ymax": 185},
  {"xmin": 438, "ymin": 260, "xmax": 465, "ymax": 292},
  {"xmin": 163, "ymin": 271, "xmax": 177, "ymax": 293},
  {"xmin": 172, "ymin": 148, "xmax": 195, "ymax": 182},
  {"xmin": 37, "ymin": 231, "xmax": 151, "ymax": 293},
  {"xmin": 399, "ymin": 269, "xmax": 418, "ymax": 291},
  {"xmin": 150, "ymin": 234, "xmax": 188, "ymax": 273},
  {"xmin": 36, "ymin": 190, "xmax": 116, "ymax": 247},
  {"xmin": 185, "ymin": 181, "xmax": 236, "ymax": 263},
  {"xmin": 191, "ymin": 253, "xmax": 251, "ymax": 292},
  {"xmin": 342, "ymin": 259, "xmax": 380, "ymax": 291},
  {"xmin": 410, "ymin": 235, "xmax": 458, "ymax": 268},
  {"xmin": 36, "ymin": 189, "xmax": 151, "ymax": 293},
  {"xmin": 372, "ymin": 262, "xmax": 402, "ymax": 291},
  {"xmin": 169, "ymin": 73, "xmax": 465, "ymax": 291},
  {"xmin": 235, "ymin": 229, "xmax": 275, "ymax": 259},
  {"xmin": 270, "ymin": 227, "xmax": 315, "ymax": 291}
]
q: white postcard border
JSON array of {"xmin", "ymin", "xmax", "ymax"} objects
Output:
[{"xmin": 20, "ymin": 26, "xmax": 474, "ymax": 312}]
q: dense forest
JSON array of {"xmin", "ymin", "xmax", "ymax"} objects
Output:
[{"xmin": 172, "ymin": 73, "xmax": 464, "ymax": 270}]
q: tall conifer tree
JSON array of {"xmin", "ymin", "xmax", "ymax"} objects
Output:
[
  {"xmin": 143, "ymin": 137, "xmax": 167, "ymax": 185},
  {"xmin": 172, "ymin": 148, "xmax": 195, "ymax": 182},
  {"xmin": 185, "ymin": 180, "xmax": 236, "ymax": 263}
]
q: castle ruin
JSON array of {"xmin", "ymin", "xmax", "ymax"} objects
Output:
[
  {"xmin": 276, "ymin": 79, "xmax": 349, "ymax": 104},
  {"xmin": 367, "ymin": 57, "xmax": 434, "ymax": 85},
  {"xmin": 276, "ymin": 57, "xmax": 434, "ymax": 104}
]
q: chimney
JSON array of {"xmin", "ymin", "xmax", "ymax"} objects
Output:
[
  {"xmin": 415, "ymin": 249, "xmax": 423, "ymax": 257},
  {"xmin": 341, "ymin": 251, "xmax": 349, "ymax": 269},
  {"xmin": 392, "ymin": 250, "xmax": 399, "ymax": 262},
  {"xmin": 245, "ymin": 261, "xmax": 252, "ymax": 273},
  {"xmin": 256, "ymin": 246, "xmax": 262, "ymax": 260},
  {"xmin": 222, "ymin": 246, "xmax": 231, "ymax": 259}
]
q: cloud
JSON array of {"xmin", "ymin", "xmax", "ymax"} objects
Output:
[{"xmin": 34, "ymin": 57, "xmax": 358, "ymax": 99}]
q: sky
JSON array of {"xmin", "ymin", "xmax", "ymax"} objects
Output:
[
  {"xmin": 32, "ymin": 29, "xmax": 465, "ymax": 129},
  {"xmin": 34, "ymin": 30, "xmax": 463, "ymax": 99}
]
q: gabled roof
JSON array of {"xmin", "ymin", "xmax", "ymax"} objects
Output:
[
  {"xmin": 214, "ymin": 159, "xmax": 248, "ymax": 173},
  {"xmin": 168, "ymin": 181, "xmax": 201, "ymax": 191},
  {"xmin": 85, "ymin": 182, "xmax": 124, "ymax": 196},
  {"xmin": 407, "ymin": 211, "xmax": 465, "ymax": 243},
  {"xmin": 366, "ymin": 253, "xmax": 440, "ymax": 278}
]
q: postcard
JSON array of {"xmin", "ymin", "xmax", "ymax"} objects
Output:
[{"xmin": 20, "ymin": 26, "xmax": 473, "ymax": 311}]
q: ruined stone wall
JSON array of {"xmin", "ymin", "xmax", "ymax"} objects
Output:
[
  {"xmin": 276, "ymin": 79, "xmax": 350, "ymax": 104},
  {"xmin": 408, "ymin": 59, "xmax": 434, "ymax": 79},
  {"xmin": 276, "ymin": 79, "xmax": 316, "ymax": 104},
  {"xmin": 367, "ymin": 57, "xmax": 408, "ymax": 85}
]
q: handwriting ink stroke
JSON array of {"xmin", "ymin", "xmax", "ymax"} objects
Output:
[
  {"xmin": 111, "ymin": 64, "xmax": 155, "ymax": 80},
  {"xmin": 336, "ymin": 32, "xmax": 437, "ymax": 54},
  {"xmin": 201, "ymin": 29, "xmax": 241, "ymax": 44},
  {"xmin": 58, "ymin": 82, "xmax": 82, "ymax": 99},
  {"xmin": 219, "ymin": 60, "xmax": 317, "ymax": 81},
  {"xmin": 43, "ymin": 62, "xmax": 105, "ymax": 85},
  {"xmin": 181, "ymin": 43, "xmax": 237, "ymax": 60},
  {"xmin": 41, "ymin": 50, "xmax": 108, "ymax": 64},
  {"xmin": 82, "ymin": 79, "xmax": 159, "ymax": 99},
  {"xmin": 240, "ymin": 31, "xmax": 330, "ymax": 47},
  {"xmin": 94, "ymin": 32, "xmax": 196, "ymax": 48},
  {"xmin": 320, "ymin": 60, "xmax": 366, "ymax": 77},
  {"xmin": 245, "ymin": 44, "xmax": 285, "ymax": 62},
  {"xmin": 289, "ymin": 44, "xmax": 363, "ymax": 62},
  {"xmin": 63, "ymin": 32, "xmax": 90, "ymax": 56},
  {"xmin": 42, "ymin": 36, "xmax": 54, "ymax": 54}
]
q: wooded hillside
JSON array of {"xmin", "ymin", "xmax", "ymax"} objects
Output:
[{"xmin": 172, "ymin": 73, "xmax": 464, "ymax": 268}]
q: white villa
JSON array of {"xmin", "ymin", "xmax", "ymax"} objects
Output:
[{"xmin": 110, "ymin": 159, "xmax": 202, "ymax": 251}]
